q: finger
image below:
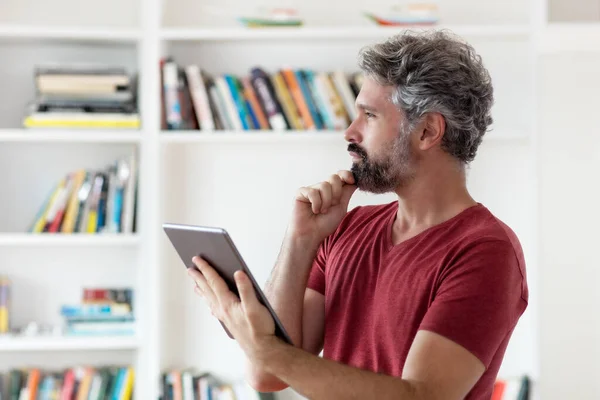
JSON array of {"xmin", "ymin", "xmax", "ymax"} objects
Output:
[
  {"xmin": 337, "ymin": 170, "xmax": 355, "ymax": 185},
  {"xmin": 235, "ymin": 271, "xmax": 264, "ymax": 325},
  {"xmin": 297, "ymin": 187, "xmax": 322, "ymax": 214},
  {"xmin": 195, "ymin": 285, "xmax": 220, "ymax": 319},
  {"xmin": 192, "ymin": 257, "xmax": 237, "ymax": 306},
  {"xmin": 235, "ymin": 270, "xmax": 259, "ymax": 309},
  {"xmin": 190, "ymin": 270, "xmax": 221, "ymax": 318},
  {"xmin": 188, "ymin": 268, "xmax": 216, "ymax": 300},
  {"xmin": 315, "ymin": 182, "xmax": 332, "ymax": 213},
  {"xmin": 327, "ymin": 174, "xmax": 343, "ymax": 206},
  {"xmin": 340, "ymin": 182, "xmax": 357, "ymax": 207}
]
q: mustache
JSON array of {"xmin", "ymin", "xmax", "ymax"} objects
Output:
[{"xmin": 347, "ymin": 143, "xmax": 367, "ymax": 159}]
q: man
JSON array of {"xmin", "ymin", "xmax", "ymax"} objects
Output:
[{"xmin": 188, "ymin": 29, "xmax": 528, "ymax": 400}]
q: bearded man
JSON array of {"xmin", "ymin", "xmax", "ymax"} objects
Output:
[{"xmin": 188, "ymin": 29, "xmax": 528, "ymax": 400}]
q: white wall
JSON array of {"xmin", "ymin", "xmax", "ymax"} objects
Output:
[{"xmin": 538, "ymin": 52, "xmax": 600, "ymax": 399}]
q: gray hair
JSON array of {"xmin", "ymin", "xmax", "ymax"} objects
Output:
[{"xmin": 357, "ymin": 29, "xmax": 494, "ymax": 164}]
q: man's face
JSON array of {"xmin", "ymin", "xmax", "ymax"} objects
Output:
[{"xmin": 345, "ymin": 77, "xmax": 417, "ymax": 194}]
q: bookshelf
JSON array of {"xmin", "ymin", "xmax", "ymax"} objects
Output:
[
  {"xmin": 2, "ymin": 0, "xmax": 597, "ymax": 398},
  {"xmin": 0, "ymin": 233, "xmax": 140, "ymax": 247},
  {"xmin": 160, "ymin": 24, "xmax": 532, "ymax": 41},
  {"xmin": 0, "ymin": 335, "xmax": 140, "ymax": 351},
  {"xmin": 0, "ymin": 25, "xmax": 142, "ymax": 43},
  {"xmin": 0, "ymin": 128, "xmax": 143, "ymax": 143},
  {"xmin": 160, "ymin": 129, "xmax": 530, "ymax": 145}
]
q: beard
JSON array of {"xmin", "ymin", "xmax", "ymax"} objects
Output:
[{"xmin": 349, "ymin": 130, "xmax": 415, "ymax": 194}]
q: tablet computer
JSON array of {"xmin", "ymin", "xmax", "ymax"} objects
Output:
[{"xmin": 162, "ymin": 222, "xmax": 294, "ymax": 346}]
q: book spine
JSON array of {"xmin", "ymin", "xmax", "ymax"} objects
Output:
[
  {"xmin": 241, "ymin": 77, "xmax": 270, "ymax": 129},
  {"xmin": 185, "ymin": 65, "xmax": 215, "ymax": 131},
  {"xmin": 250, "ymin": 68, "xmax": 288, "ymax": 130},
  {"xmin": 295, "ymin": 69, "xmax": 324, "ymax": 130},
  {"xmin": 331, "ymin": 70, "xmax": 357, "ymax": 121},
  {"xmin": 271, "ymin": 72, "xmax": 302, "ymax": 130},
  {"xmin": 281, "ymin": 69, "xmax": 315, "ymax": 130},
  {"xmin": 163, "ymin": 61, "xmax": 182, "ymax": 130},
  {"xmin": 0, "ymin": 277, "xmax": 9, "ymax": 334},
  {"xmin": 322, "ymin": 73, "xmax": 350, "ymax": 129},
  {"xmin": 208, "ymin": 84, "xmax": 231, "ymax": 130},
  {"xmin": 215, "ymin": 76, "xmax": 243, "ymax": 130},
  {"xmin": 224, "ymin": 74, "xmax": 250, "ymax": 130},
  {"xmin": 309, "ymin": 71, "xmax": 337, "ymax": 130}
]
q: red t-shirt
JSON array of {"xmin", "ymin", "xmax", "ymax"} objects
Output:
[{"xmin": 307, "ymin": 201, "xmax": 528, "ymax": 399}]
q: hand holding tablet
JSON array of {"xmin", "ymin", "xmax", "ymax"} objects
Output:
[{"xmin": 163, "ymin": 223, "xmax": 294, "ymax": 346}]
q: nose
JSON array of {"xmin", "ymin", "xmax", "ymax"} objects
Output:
[{"xmin": 344, "ymin": 119, "xmax": 362, "ymax": 144}]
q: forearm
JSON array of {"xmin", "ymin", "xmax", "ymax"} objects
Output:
[
  {"xmin": 246, "ymin": 233, "xmax": 320, "ymax": 390},
  {"xmin": 259, "ymin": 337, "xmax": 422, "ymax": 400},
  {"xmin": 264, "ymin": 233, "xmax": 320, "ymax": 347}
]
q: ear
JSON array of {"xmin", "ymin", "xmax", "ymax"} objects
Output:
[{"xmin": 417, "ymin": 113, "xmax": 445, "ymax": 151}]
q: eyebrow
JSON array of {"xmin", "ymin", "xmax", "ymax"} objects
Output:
[{"xmin": 355, "ymin": 102, "xmax": 378, "ymax": 112}]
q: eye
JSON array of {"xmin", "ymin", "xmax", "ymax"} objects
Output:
[{"xmin": 365, "ymin": 111, "xmax": 375, "ymax": 119}]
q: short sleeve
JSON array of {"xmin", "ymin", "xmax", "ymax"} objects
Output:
[
  {"xmin": 419, "ymin": 239, "xmax": 528, "ymax": 368},
  {"xmin": 306, "ymin": 236, "xmax": 332, "ymax": 295}
]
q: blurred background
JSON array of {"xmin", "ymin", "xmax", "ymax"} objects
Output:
[{"xmin": 0, "ymin": 0, "xmax": 596, "ymax": 399}]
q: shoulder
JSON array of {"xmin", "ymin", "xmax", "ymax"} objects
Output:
[{"xmin": 444, "ymin": 204, "xmax": 528, "ymax": 304}]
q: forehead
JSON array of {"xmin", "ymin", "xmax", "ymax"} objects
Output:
[{"xmin": 356, "ymin": 76, "xmax": 396, "ymax": 110}]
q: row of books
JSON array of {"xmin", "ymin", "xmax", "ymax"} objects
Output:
[
  {"xmin": 28, "ymin": 152, "xmax": 137, "ymax": 235},
  {"xmin": 160, "ymin": 60, "xmax": 362, "ymax": 132},
  {"xmin": 160, "ymin": 371, "xmax": 273, "ymax": 400},
  {"xmin": 23, "ymin": 63, "xmax": 140, "ymax": 130},
  {"xmin": 60, "ymin": 287, "xmax": 135, "ymax": 336},
  {"xmin": 0, "ymin": 365, "xmax": 134, "ymax": 400}
]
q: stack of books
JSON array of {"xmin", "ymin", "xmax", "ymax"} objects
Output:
[
  {"xmin": 160, "ymin": 370, "xmax": 274, "ymax": 400},
  {"xmin": 23, "ymin": 63, "xmax": 140, "ymax": 129},
  {"xmin": 160, "ymin": 60, "xmax": 363, "ymax": 132},
  {"xmin": 28, "ymin": 152, "xmax": 137, "ymax": 235},
  {"xmin": 0, "ymin": 365, "xmax": 134, "ymax": 400},
  {"xmin": 364, "ymin": 3, "xmax": 440, "ymax": 26},
  {"xmin": 238, "ymin": 7, "xmax": 303, "ymax": 27},
  {"xmin": 60, "ymin": 287, "xmax": 135, "ymax": 337}
]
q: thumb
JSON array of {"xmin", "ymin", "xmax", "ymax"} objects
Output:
[
  {"xmin": 235, "ymin": 270, "xmax": 259, "ymax": 308},
  {"xmin": 340, "ymin": 183, "xmax": 357, "ymax": 208}
]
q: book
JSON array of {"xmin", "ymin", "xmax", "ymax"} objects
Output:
[
  {"xmin": 492, "ymin": 375, "xmax": 530, "ymax": 400},
  {"xmin": 0, "ymin": 276, "xmax": 10, "ymax": 334}
]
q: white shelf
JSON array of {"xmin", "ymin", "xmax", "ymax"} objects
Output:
[
  {"xmin": 160, "ymin": 129, "xmax": 529, "ymax": 144},
  {"xmin": 0, "ymin": 335, "xmax": 139, "ymax": 351},
  {"xmin": 161, "ymin": 24, "xmax": 531, "ymax": 41},
  {"xmin": 160, "ymin": 130, "xmax": 346, "ymax": 143},
  {"xmin": 540, "ymin": 23, "xmax": 600, "ymax": 53},
  {"xmin": 0, "ymin": 24, "xmax": 141, "ymax": 43},
  {"xmin": 0, "ymin": 129, "xmax": 143, "ymax": 144},
  {"xmin": 0, "ymin": 233, "xmax": 140, "ymax": 247}
]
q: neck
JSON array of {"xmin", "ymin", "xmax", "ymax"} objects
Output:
[{"xmin": 393, "ymin": 158, "xmax": 477, "ymax": 236}]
